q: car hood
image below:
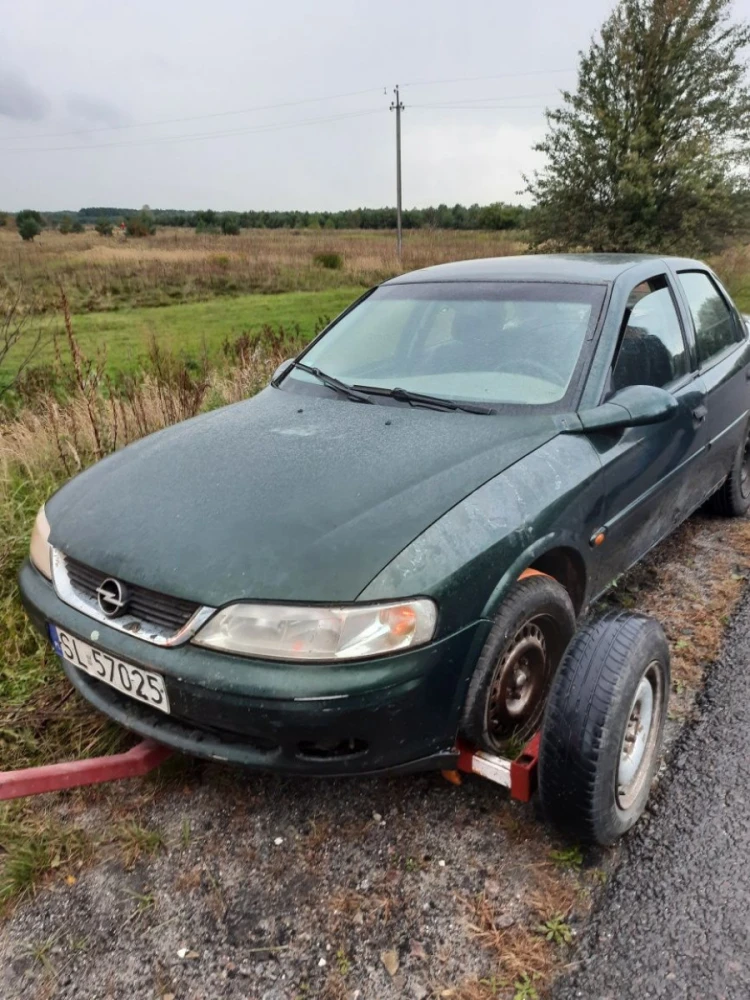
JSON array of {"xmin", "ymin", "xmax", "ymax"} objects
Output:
[{"xmin": 47, "ymin": 387, "xmax": 563, "ymax": 606}]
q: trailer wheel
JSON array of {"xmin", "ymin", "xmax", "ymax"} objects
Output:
[
  {"xmin": 461, "ymin": 575, "xmax": 576, "ymax": 756},
  {"xmin": 538, "ymin": 611, "xmax": 669, "ymax": 846}
]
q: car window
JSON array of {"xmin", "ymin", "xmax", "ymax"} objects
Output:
[
  {"xmin": 677, "ymin": 270, "xmax": 741, "ymax": 366},
  {"xmin": 612, "ymin": 277, "xmax": 688, "ymax": 392},
  {"xmin": 289, "ymin": 281, "xmax": 606, "ymax": 408}
]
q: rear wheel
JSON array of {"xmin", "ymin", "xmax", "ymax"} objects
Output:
[
  {"xmin": 461, "ymin": 575, "xmax": 575, "ymax": 756},
  {"xmin": 707, "ymin": 422, "xmax": 750, "ymax": 517},
  {"xmin": 538, "ymin": 611, "xmax": 669, "ymax": 845}
]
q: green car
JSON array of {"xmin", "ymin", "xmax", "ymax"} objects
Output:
[{"xmin": 20, "ymin": 253, "xmax": 750, "ymax": 843}]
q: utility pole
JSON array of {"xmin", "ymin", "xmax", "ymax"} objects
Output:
[{"xmin": 390, "ymin": 85, "xmax": 405, "ymax": 259}]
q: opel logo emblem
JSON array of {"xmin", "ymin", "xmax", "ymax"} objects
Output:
[{"xmin": 96, "ymin": 578, "xmax": 130, "ymax": 618}]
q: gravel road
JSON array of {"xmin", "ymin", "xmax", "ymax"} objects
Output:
[{"xmin": 553, "ymin": 588, "xmax": 750, "ymax": 1000}]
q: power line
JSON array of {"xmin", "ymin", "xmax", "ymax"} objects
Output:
[
  {"xmin": 2, "ymin": 108, "xmax": 386, "ymax": 154},
  {"xmin": 0, "ymin": 86, "xmax": 386, "ymax": 142},
  {"xmin": 400, "ymin": 68, "xmax": 574, "ymax": 88},
  {"xmin": 0, "ymin": 69, "xmax": 575, "ymax": 142},
  {"xmin": 410, "ymin": 103, "xmax": 550, "ymax": 110},
  {"xmin": 410, "ymin": 92, "xmax": 560, "ymax": 105}
]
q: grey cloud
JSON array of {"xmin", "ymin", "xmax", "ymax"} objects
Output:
[
  {"xmin": 66, "ymin": 95, "xmax": 130, "ymax": 128},
  {"xmin": 0, "ymin": 70, "xmax": 49, "ymax": 122}
]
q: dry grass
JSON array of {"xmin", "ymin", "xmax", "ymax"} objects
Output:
[
  {"xmin": 459, "ymin": 859, "xmax": 582, "ymax": 998},
  {"xmin": 0, "ymin": 303, "xmax": 287, "ymax": 786},
  {"xmin": 0, "ymin": 226, "xmax": 525, "ymax": 314},
  {"xmin": 598, "ymin": 515, "xmax": 750, "ymax": 697}
]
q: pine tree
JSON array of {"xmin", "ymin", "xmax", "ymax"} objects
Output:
[{"xmin": 526, "ymin": 0, "xmax": 750, "ymax": 253}]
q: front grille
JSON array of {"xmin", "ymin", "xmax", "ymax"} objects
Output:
[{"xmin": 64, "ymin": 555, "xmax": 200, "ymax": 634}]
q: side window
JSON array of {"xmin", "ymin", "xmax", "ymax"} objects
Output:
[
  {"xmin": 612, "ymin": 276, "xmax": 688, "ymax": 392},
  {"xmin": 677, "ymin": 270, "xmax": 741, "ymax": 366}
]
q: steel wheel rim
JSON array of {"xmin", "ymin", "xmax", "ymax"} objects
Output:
[
  {"xmin": 487, "ymin": 618, "xmax": 550, "ymax": 751},
  {"xmin": 616, "ymin": 660, "xmax": 663, "ymax": 811}
]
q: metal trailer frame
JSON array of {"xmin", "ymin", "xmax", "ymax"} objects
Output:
[{"xmin": 0, "ymin": 735, "xmax": 540, "ymax": 802}]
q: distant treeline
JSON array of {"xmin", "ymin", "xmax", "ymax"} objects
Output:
[{"xmin": 40, "ymin": 202, "xmax": 530, "ymax": 231}]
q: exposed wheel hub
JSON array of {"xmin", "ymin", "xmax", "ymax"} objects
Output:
[{"xmin": 487, "ymin": 621, "xmax": 549, "ymax": 749}]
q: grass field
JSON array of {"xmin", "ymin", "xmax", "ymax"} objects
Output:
[
  {"xmin": 1, "ymin": 286, "xmax": 362, "ymax": 381},
  {"xmin": 0, "ymin": 225, "xmax": 524, "ymax": 314}
]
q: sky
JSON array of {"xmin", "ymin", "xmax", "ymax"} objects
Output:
[{"xmin": 0, "ymin": 0, "xmax": 734, "ymax": 213}]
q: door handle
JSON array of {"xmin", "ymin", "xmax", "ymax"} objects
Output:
[{"xmin": 692, "ymin": 405, "xmax": 708, "ymax": 424}]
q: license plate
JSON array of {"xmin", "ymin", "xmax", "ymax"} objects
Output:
[{"xmin": 50, "ymin": 625, "xmax": 171, "ymax": 714}]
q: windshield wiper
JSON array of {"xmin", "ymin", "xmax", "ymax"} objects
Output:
[
  {"xmin": 291, "ymin": 361, "xmax": 373, "ymax": 404},
  {"xmin": 353, "ymin": 384, "xmax": 496, "ymax": 415}
]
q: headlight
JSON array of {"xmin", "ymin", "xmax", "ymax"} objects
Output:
[
  {"xmin": 29, "ymin": 505, "xmax": 52, "ymax": 580},
  {"xmin": 192, "ymin": 598, "xmax": 437, "ymax": 661}
]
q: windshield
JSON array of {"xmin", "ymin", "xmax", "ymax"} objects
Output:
[{"xmin": 287, "ymin": 281, "xmax": 606, "ymax": 407}]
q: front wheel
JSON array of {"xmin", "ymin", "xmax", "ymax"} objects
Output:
[
  {"xmin": 461, "ymin": 575, "xmax": 576, "ymax": 756},
  {"xmin": 538, "ymin": 611, "xmax": 669, "ymax": 846}
]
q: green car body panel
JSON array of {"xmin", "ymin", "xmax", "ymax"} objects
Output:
[{"xmin": 19, "ymin": 253, "xmax": 750, "ymax": 775}]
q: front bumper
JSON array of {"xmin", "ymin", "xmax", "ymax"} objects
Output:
[{"xmin": 19, "ymin": 560, "xmax": 488, "ymax": 776}]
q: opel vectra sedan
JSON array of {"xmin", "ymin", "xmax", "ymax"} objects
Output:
[{"xmin": 20, "ymin": 255, "xmax": 750, "ymax": 807}]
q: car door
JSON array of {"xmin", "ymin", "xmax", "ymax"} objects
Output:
[
  {"xmin": 672, "ymin": 269, "xmax": 750, "ymax": 493},
  {"xmin": 589, "ymin": 273, "xmax": 708, "ymax": 593}
]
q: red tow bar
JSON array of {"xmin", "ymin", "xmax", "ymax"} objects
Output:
[{"xmin": 0, "ymin": 740, "xmax": 173, "ymax": 801}]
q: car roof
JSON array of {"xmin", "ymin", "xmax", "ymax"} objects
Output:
[{"xmin": 383, "ymin": 253, "xmax": 706, "ymax": 285}]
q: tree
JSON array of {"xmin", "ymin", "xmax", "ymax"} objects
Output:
[
  {"xmin": 18, "ymin": 218, "xmax": 41, "ymax": 241},
  {"xmin": 71, "ymin": 220, "xmax": 84, "ymax": 233},
  {"xmin": 15, "ymin": 209, "xmax": 45, "ymax": 230},
  {"xmin": 220, "ymin": 213, "xmax": 240, "ymax": 235},
  {"xmin": 58, "ymin": 215, "xmax": 73, "ymax": 234},
  {"xmin": 95, "ymin": 218, "xmax": 113, "ymax": 236},
  {"xmin": 525, "ymin": 0, "xmax": 750, "ymax": 253}
]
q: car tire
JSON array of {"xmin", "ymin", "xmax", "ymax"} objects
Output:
[
  {"xmin": 461, "ymin": 575, "xmax": 576, "ymax": 756},
  {"xmin": 706, "ymin": 421, "xmax": 750, "ymax": 517},
  {"xmin": 538, "ymin": 611, "xmax": 669, "ymax": 846}
]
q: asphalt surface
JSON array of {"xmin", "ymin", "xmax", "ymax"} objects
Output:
[{"xmin": 554, "ymin": 589, "xmax": 750, "ymax": 1000}]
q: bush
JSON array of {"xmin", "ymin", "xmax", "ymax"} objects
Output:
[
  {"xmin": 221, "ymin": 214, "xmax": 241, "ymax": 236},
  {"xmin": 195, "ymin": 219, "xmax": 220, "ymax": 235},
  {"xmin": 18, "ymin": 218, "xmax": 41, "ymax": 241},
  {"xmin": 95, "ymin": 218, "xmax": 113, "ymax": 236},
  {"xmin": 313, "ymin": 251, "xmax": 343, "ymax": 270},
  {"xmin": 0, "ymin": 213, "xmax": 7, "ymax": 227},
  {"xmin": 58, "ymin": 215, "xmax": 73, "ymax": 234},
  {"xmin": 71, "ymin": 220, "xmax": 84, "ymax": 233},
  {"xmin": 126, "ymin": 213, "xmax": 155, "ymax": 237}
]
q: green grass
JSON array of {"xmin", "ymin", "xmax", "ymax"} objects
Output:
[
  {"xmin": 3, "ymin": 286, "xmax": 361, "ymax": 382},
  {"xmin": 0, "ymin": 802, "xmax": 92, "ymax": 910}
]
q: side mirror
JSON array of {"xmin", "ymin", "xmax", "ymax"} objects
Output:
[
  {"xmin": 271, "ymin": 357, "xmax": 295, "ymax": 385},
  {"xmin": 574, "ymin": 385, "xmax": 678, "ymax": 433}
]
